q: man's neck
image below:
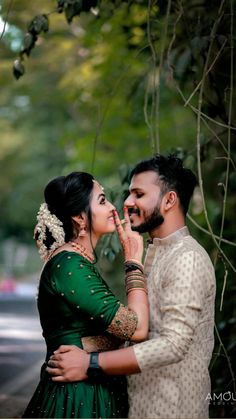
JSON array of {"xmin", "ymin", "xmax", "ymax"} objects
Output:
[{"xmin": 149, "ymin": 219, "xmax": 186, "ymax": 240}]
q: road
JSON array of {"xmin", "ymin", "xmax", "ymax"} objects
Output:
[{"xmin": 0, "ymin": 284, "xmax": 45, "ymax": 418}]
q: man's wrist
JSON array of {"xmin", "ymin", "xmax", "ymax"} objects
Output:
[{"xmin": 86, "ymin": 352, "xmax": 104, "ymax": 379}]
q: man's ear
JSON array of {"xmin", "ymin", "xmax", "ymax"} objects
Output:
[{"xmin": 163, "ymin": 191, "xmax": 177, "ymax": 211}]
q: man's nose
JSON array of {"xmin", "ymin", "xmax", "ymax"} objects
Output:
[{"xmin": 124, "ymin": 194, "xmax": 135, "ymax": 207}]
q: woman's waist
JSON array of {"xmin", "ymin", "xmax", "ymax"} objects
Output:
[{"xmin": 45, "ymin": 332, "xmax": 122, "ymax": 359}]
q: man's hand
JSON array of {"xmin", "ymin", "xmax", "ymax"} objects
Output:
[{"xmin": 46, "ymin": 345, "xmax": 89, "ymax": 382}]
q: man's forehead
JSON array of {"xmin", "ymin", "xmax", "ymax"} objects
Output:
[{"xmin": 129, "ymin": 171, "xmax": 159, "ymax": 189}]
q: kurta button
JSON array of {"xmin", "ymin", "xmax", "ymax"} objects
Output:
[
  {"xmin": 57, "ymin": 264, "xmax": 60, "ymax": 268},
  {"xmin": 68, "ymin": 272, "xmax": 72, "ymax": 276}
]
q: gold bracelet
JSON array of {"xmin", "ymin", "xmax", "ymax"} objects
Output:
[{"xmin": 126, "ymin": 286, "xmax": 148, "ymax": 295}]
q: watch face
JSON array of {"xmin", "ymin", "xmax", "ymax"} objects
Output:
[
  {"xmin": 87, "ymin": 366, "xmax": 104, "ymax": 382},
  {"xmin": 87, "ymin": 367, "xmax": 101, "ymax": 378},
  {"xmin": 87, "ymin": 352, "xmax": 104, "ymax": 381}
]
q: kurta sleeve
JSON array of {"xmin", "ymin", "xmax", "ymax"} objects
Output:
[
  {"xmin": 51, "ymin": 252, "xmax": 137, "ymax": 340},
  {"xmin": 133, "ymin": 249, "xmax": 215, "ymax": 370}
]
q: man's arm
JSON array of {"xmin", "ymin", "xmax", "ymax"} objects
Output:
[{"xmin": 47, "ymin": 345, "xmax": 140, "ymax": 382}]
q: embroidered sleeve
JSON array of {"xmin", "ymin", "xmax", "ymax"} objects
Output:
[{"xmin": 106, "ymin": 304, "xmax": 138, "ymax": 340}]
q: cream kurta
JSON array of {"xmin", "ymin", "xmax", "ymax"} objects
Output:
[{"xmin": 128, "ymin": 227, "xmax": 216, "ymax": 419}]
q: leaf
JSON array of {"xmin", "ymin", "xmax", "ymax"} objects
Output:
[
  {"xmin": 57, "ymin": 0, "xmax": 66, "ymax": 13},
  {"xmin": 22, "ymin": 32, "xmax": 37, "ymax": 56},
  {"xmin": 65, "ymin": 0, "xmax": 83, "ymax": 23},
  {"xmin": 82, "ymin": 0, "xmax": 98, "ymax": 12},
  {"xmin": 13, "ymin": 59, "xmax": 25, "ymax": 80},
  {"xmin": 28, "ymin": 14, "xmax": 49, "ymax": 35}
]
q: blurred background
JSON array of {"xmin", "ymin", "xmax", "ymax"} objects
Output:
[{"xmin": 0, "ymin": 0, "xmax": 235, "ymax": 417}]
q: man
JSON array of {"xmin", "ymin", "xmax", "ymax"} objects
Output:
[{"xmin": 48, "ymin": 154, "xmax": 216, "ymax": 419}]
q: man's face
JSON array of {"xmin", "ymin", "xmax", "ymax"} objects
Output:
[{"xmin": 124, "ymin": 171, "xmax": 164, "ymax": 234}]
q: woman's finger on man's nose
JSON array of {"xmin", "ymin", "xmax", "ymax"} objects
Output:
[{"xmin": 112, "ymin": 209, "xmax": 126, "ymax": 241}]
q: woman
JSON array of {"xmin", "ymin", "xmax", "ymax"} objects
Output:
[{"xmin": 22, "ymin": 171, "xmax": 149, "ymax": 418}]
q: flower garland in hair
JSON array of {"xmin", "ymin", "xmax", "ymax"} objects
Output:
[{"xmin": 34, "ymin": 203, "xmax": 65, "ymax": 261}]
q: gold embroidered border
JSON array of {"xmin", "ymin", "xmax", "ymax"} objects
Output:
[
  {"xmin": 106, "ymin": 304, "xmax": 138, "ymax": 340},
  {"xmin": 81, "ymin": 335, "xmax": 121, "ymax": 353}
]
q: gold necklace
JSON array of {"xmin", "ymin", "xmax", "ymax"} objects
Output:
[{"xmin": 69, "ymin": 241, "xmax": 94, "ymax": 263}]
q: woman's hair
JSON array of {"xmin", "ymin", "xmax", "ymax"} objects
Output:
[{"xmin": 42, "ymin": 171, "xmax": 94, "ymax": 249}]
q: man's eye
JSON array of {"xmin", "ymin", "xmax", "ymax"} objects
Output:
[{"xmin": 136, "ymin": 193, "xmax": 144, "ymax": 198}]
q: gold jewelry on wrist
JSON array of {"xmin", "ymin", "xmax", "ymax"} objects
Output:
[{"xmin": 125, "ymin": 269, "xmax": 148, "ymax": 295}]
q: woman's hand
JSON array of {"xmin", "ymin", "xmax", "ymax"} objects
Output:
[{"xmin": 113, "ymin": 207, "xmax": 143, "ymax": 263}]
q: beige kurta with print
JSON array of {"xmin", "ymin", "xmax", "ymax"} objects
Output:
[{"xmin": 128, "ymin": 227, "xmax": 216, "ymax": 419}]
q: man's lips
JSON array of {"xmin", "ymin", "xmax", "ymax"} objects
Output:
[{"xmin": 128, "ymin": 208, "xmax": 140, "ymax": 216}]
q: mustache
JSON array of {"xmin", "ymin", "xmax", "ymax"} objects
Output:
[{"xmin": 128, "ymin": 207, "xmax": 140, "ymax": 215}]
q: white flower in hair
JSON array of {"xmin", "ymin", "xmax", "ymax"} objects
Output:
[{"xmin": 34, "ymin": 203, "xmax": 65, "ymax": 261}]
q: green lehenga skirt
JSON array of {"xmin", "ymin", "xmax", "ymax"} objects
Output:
[{"xmin": 22, "ymin": 364, "xmax": 128, "ymax": 418}]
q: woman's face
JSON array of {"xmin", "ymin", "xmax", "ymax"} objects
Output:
[{"xmin": 90, "ymin": 180, "xmax": 116, "ymax": 240}]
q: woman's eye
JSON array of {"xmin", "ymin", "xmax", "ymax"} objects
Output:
[{"xmin": 100, "ymin": 197, "xmax": 106, "ymax": 204}]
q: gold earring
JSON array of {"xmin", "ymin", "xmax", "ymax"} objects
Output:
[{"xmin": 79, "ymin": 224, "xmax": 87, "ymax": 237}]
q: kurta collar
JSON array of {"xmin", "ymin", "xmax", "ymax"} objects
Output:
[{"xmin": 149, "ymin": 226, "xmax": 190, "ymax": 247}]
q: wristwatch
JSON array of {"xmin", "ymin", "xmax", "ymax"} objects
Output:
[{"xmin": 86, "ymin": 352, "xmax": 104, "ymax": 380}]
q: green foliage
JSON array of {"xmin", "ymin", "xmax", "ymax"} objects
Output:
[
  {"xmin": 12, "ymin": 0, "xmax": 99, "ymax": 79},
  {"xmin": 0, "ymin": 1, "xmax": 235, "ymax": 417}
]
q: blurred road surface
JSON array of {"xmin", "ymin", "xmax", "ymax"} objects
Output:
[{"xmin": 0, "ymin": 279, "xmax": 45, "ymax": 418}]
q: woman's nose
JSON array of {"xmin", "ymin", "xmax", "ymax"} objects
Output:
[{"xmin": 108, "ymin": 201, "xmax": 116, "ymax": 211}]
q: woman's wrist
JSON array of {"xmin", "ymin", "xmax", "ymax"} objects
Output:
[{"xmin": 124, "ymin": 259, "xmax": 144, "ymax": 272}]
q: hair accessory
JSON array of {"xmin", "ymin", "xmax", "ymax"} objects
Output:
[{"xmin": 34, "ymin": 203, "xmax": 65, "ymax": 261}]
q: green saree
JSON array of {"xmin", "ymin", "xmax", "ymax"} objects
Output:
[{"xmin": 22, "ymin": 251, "xmax": 128, "ymax": 418}]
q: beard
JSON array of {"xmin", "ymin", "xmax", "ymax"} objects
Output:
[{"xmin": 131, "ymin": 205, "xmax": 164, "ymax": 234}]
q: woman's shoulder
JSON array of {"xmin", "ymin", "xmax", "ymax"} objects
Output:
[{"xmin": 44, "ymin": 250, "xmax": 95, "ymax": 274}]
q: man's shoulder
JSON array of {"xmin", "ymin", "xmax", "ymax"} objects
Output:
[{"xmin": 180, "ymin": 234, "xmax": 214, "ymax": 269}]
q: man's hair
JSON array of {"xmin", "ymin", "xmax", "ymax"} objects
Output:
[{"xmin": 130, "ymin": 154, "xmax": 198, "ymax": 215}]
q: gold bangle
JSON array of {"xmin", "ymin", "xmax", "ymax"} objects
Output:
[
  {"xmin": 126, "ymin": 287, "xmax": 148, "ymax": 295},
  {"xmin": 126, "ymin": 270, "xmax": 144, "ymax": 277}
]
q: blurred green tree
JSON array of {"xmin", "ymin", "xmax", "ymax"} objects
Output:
[{"xmin": 0, "ymin": 1, "xmax": 235, "ymax": 416}]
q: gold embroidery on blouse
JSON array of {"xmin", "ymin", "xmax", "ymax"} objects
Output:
[
  {"xmin": 106, "ymin": 304, "xmax": 138, "ymax": 340},
  {"xmin": 81, "ymin": 335, "xmax": 122, "ymax": 352}
]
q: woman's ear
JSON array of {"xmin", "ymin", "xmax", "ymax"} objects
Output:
[
  {"xmin": 71, "ymin": 213, "xmax": 88, "ymax": 238},
  {"xmin": 71, "ymin": 213, "xmax": 86, "ymax": 224},
  {"xmin": 163, "ymin": 191, "xmax": 177, "ymax": 211}
]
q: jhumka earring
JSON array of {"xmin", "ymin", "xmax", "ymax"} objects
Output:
[{"xmin": 79, "ymin": 224, "xmax": 87, "ymax": 237}]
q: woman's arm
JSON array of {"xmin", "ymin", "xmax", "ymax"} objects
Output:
[{"xmin": 107, "ymin": 208, "xmax": 149, "ymax": 342}]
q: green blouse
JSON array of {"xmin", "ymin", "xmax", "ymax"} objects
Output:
[
  {"xmin": 38, "ymin": 251, "xmax": 124, "ymax": 357},
  {"xmin": 22, "ymin": 251, "xmax": 135, "ymax": 418}
]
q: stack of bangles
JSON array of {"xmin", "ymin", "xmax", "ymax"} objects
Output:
[{"xmin": 124, "ymin": 259, "xmax": 148, "ymax": 295}]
